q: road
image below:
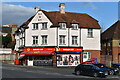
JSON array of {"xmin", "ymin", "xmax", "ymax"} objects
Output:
[{"xmin": 1, "ymin": 63, "xmax": 120, "ymax": 80}]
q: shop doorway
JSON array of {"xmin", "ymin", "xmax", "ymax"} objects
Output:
[
  {"xmin": 20, "ymin": 55, "xmax": 53, "ymax": 66},
  {"xmin": 83, "ymin": 52, "xmax": 91, "ymax": 62}
]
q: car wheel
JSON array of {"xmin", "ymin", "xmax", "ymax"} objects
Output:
[
  {"xmin": 76, "ymin": 71, "xmax": 81, "ymax": 75},
  {"xmin": 93, "ymin": 73, "xmax": 98, "ymax": 77},
  {"xmin": 109, "ymin": 70, "xmax": 114, "ymax": 75}
]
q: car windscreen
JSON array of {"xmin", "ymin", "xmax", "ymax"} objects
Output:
[{"xmin": 92, "ymin": 65, "xmax": 101, "ymax": 70}]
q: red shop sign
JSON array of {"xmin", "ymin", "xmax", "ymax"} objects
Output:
[
  {"xmin": 57, "ymin": 48, "xmax": 82, "ymax": 51},
  {"xmin": 24, "ymin": 48, "xmax": 55, "ymax": 51}
]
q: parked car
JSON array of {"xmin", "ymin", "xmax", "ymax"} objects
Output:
[
  {"xmin": 93, "ymin": 63, "xmax": 119, "ymax": 75},
  {"xmin": 112, "ymin": 63, "xmax": 120, "ymax": 71},
  {"xmin": 74, "ymin": 64, "xmax": 108, "ymax": 78},
  {"xmin": 80, "ymin": 60, "xmax": 95, "ymax": 64}
]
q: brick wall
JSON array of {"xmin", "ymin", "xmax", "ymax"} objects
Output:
[
  {"xmin": 112, "ymin": 46, "xmax": 120, "ymax": 63},
  {"xmin": 83, "ymin": 50, "xmax": 100, "ymax": 63}
]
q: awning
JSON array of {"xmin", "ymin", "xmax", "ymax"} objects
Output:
[
  {"xmin": 55, "ymin": 51, "xmax": 81, "ymax": 54},
  {"xmin": 20, "ymin": 51, "xmax": 54, "ymax": 55},
  {"xmin": 19, "ymin": 55, "xmax": 25, "ymax": 59}
]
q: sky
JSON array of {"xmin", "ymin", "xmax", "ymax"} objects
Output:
[{"xmin": 1, "ymin": 1, "xmax": 119, "ymax": 31}]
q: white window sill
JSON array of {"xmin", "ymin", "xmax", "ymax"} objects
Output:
[{"xmin": 32, "ymin": 44, "xmax": 39, "ymax": 46}]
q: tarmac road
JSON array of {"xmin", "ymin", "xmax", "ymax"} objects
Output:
[{"xmin": 1, "ymin": 63, "xmax": 120, "ymax": 80}]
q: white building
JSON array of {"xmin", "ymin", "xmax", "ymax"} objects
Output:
[{"xmin": 15, "ymin": 3, "xmax": 101, "ymax": 66}]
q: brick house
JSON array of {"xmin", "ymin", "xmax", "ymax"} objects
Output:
[
  {"xmin": 101, "ymin": 20, "xmax": 120, "ymax": 64},
  {"xmin": 14, "ymin": 3, "xmax": 101, "ymax": 66}
]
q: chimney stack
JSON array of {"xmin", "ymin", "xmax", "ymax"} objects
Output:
[
  {"xmin": 12, "ymin": 24, "xmax": 18, "ymax": 28},
  {"xmin": 34, "ymin": 7, "xmax": 40, "ymax": 13},
  {"xmin": 59, "ymin": 3, "xmax": 65, "ymax": 14}
]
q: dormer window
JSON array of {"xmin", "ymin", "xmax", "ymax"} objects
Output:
[
  {"xmin": 72, "ymin": 24, "xmax": 78, "ymax": 29},
  {"xmin": 59, "ymin": 23, "xmax": 66, "ymax": 29}
]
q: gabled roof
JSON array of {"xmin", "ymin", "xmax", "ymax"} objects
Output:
[
  {"xmin": 102, "ymin": 20, "xmax": 120, "ymax": 40},
  {"xmin": 20, "ymin": 9, "xmax": 101, "ymax": 29}
]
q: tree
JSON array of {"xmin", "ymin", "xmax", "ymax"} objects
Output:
[{"xmin": 2, "ymin": 33, "xmax": 12, "ymax": 48}]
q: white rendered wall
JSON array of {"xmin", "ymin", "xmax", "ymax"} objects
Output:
[
  {"xmin": 81, "ymin": 28, "xmax": 101, "ymax": 50},
  {"xmin": 25, "ymin": 11, "xmax": 56, "ymax": 47},
  {"xmin": 69, "ymin": 28, "xmax": 80, "ymax": 47}
]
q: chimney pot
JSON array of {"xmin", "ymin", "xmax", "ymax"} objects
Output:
[
  {"xmin": 34, "ymin": 7, "xmax": 40, "ymax": 13},
  {"xmin": 59, "ymin": 3, "xmax": 65, "ymax": 14}
]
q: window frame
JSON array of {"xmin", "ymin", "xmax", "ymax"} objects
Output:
[
  {"xmin": 87, "ymin": 28, "xmax": 93, "ymax": 38},
  {"xmin": 59, "ymin": 23, "xmax": 66, "ymax": 29},
  {"xmin": 41, "ymin": 35, "xmax": 47, "ymax": 45},
  {"xmin": 59, "ymin": 35, "xmax": 66, "ymax": 45},
  {"xmin": 71, "ymin": 24, "xmax": 78, "ymax": 30},
  {"xmin": 72, "ymin": 36, "xmax": 78, "ymax": 45},
  {"xmin": 32, "ymin": 36, "xmax": 38, "ymax": 45},
  {"xmin": 32, "ymin": 23, "xmax": 38, "ymax": 30},
  {"xmin": 41, "ymin": 23, "xmax": 47, "ymax": 30}
]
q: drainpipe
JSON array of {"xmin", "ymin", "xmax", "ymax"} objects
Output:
[
  {"xmin": 68, "ymin": 28, "xmax": 70, "ymax": 47},
  {"xmin": 79, "ymin": 28, "xmax": 81, "ymax": 46},
  {"xmin": 56, "ymin": 27, "xmax": 59, "ymax": 48}
]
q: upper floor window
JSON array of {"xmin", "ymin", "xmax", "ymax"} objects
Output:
[
  {"xmin": 59, "ymin": 23, "xmax": 66, "ymax": 29},
  {"xmin": 59, "ymin": 35, "xmax": 65, "ymax": 45},
  {"xmin": 72, "ymin": 24, "xmax": 78, "ymax": 30},
  {"xmin": 88, "ymin": 29, "xmax": 93, "ymax": 38},
  {"xmin": 32, "ymin": 36, "xmax": 38, "ymax": 45},
  {"xmin": 72, "ymin": 36, "xmax": 78, "ymax": 45},
  {"xmin": 33, "ymin": 23, "xmax": 38, "ymax": 30},
  {"xmin": 42, "ymin": 23, "xmax": 47, "ymax": 29},
  {"xmin": 42, "ymin": 35, "xmax": 47, "ymax": 45}
]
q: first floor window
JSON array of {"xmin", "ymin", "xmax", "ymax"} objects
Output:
[
  {"xmin": 88, "ymin": 29, "xmax": 93, "ymax": 38},
  {"xmin": 32, "ymin": 36, "xmax": 38, "ymax": 45},
  {"xmin": 42, "ymin": 23, "xmax": 47, "ymax": 29},
  {"xmin": 72, "ymin": 36, "xmax": 78, "ymax": 45},
  {"xmin": 33, "ymin": 23, "xmax": 38, "ymax": 30},
  {"xmin": 59, "ymin": 35, "xmax": 65, "ymax": 44},
  {"xmin": 42, "ymin": 36, "xmax": 47, "ymax": 44}
]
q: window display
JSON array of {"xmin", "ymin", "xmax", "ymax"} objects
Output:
[{"xmin": 57, "ymin": 54, "xmax": 80, "ymax": 66}]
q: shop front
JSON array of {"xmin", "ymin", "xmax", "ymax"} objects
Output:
[
  {"xmin": 19, "ymin": 48, "xmax": 55, "ymax": 66},
  {"xmin": 56, "ymin": 48, "xmax": 83, "ymax": 67}
]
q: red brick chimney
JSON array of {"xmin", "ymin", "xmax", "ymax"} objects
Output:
[{"xmin": 12, "ymin": 24, "xmax": 18, "ymax": 28}]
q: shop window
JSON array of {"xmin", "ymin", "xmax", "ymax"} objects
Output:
[
  {"xmin": 59, "ymin": 35, "xmax": 65, "ymax": 45},
  {"xmin": 32, "ymin": 36, "xmax": 38, "ymax": 45},
  {"xmin": 57, "ymin": 54, "xmax": 80, "ymax": 66},
  {"xmin": 42, "ymin": 35, "xmax": 47, "ymax": 45},
  {"xmin": 71, "ymin": 24, "xmax": 78, "ymax": 30},
  {"xmin": 88, "ymin": 29, "xmax": 93, "ymax": 38},
  {"xmin": 72, "ymin": 36, "xmax": 78, "ymax": 45},
  {"xmin": 32, "ymin": 23, "xmax": 38, "ymax": 30},
  {"xmin": 59, "ymin": 23, "xmax": 66, "ymax": 29},
  {"xmin": 42, "ymin": 23, "xmax": 47, "ymax": 29}
]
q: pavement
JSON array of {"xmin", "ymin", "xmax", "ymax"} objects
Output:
[{"xmin": 1, "ymin": 63, "xmax": 120, "ymax": 80}]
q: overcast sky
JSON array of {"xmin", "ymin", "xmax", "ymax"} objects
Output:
[{"xmin": 1, "ymin": 1, "xmax": 119, "ymax": 31}]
